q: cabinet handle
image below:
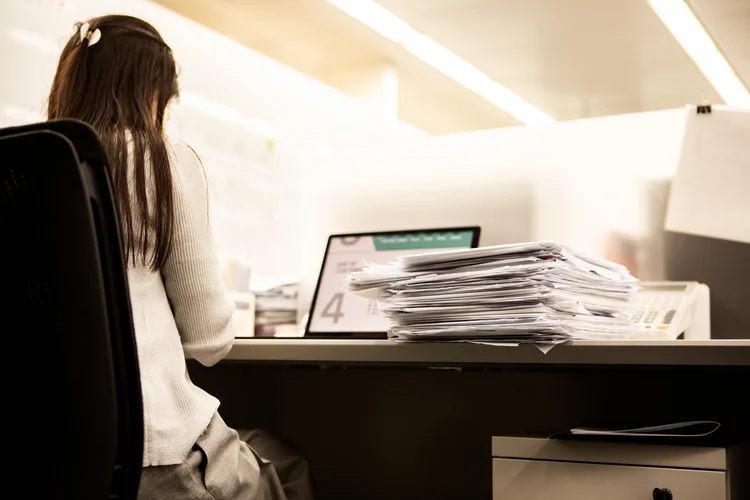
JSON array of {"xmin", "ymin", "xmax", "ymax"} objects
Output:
[{"xmin": 653, "ymin": 488, "xmax": 673, "ymax": 500}]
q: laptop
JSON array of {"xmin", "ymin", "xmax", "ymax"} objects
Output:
[{"xmin": 305, "ymin": 226, "xmax": 481, "ymax": 339}]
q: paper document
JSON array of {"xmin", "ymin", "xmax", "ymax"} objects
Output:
[
  {"xmin": 665, "ymin": 106, "xmax": 750, "ymax": 244},
  {"xmin": 348, "ymin": 241, "xmax": 640, "ymax": 348},
  {"xmin": 571, "ymin": 421, "xmax": 721, "ymax": 438}
]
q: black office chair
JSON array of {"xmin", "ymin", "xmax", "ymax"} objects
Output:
[{"xmin": 0, "ymin": 120, "xmax": 142, "ymax": 499}]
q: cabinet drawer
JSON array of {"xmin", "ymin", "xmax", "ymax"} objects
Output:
[{"xmin": 493, "ymin": 458, "xmax": 726, "ymax": 500}]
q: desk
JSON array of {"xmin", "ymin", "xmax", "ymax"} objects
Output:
[
  {"xmin": 224, "ymin": 338, "xmax": 750, "ymax": 366},
  {"xmin": 188, "ymin": 340, "xmax": 750, "ymax": 500}
]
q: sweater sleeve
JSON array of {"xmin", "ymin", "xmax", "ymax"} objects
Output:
[{"xmin": 161, "ymin": 141, "xmax": 236, "ymax": 366}]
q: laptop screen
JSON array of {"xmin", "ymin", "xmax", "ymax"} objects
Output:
[{"xmin": 306, "ymin": 227, "xmax": 480, "ymax": 337}]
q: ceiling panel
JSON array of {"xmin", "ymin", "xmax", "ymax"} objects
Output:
[
  {"xmin": 155, "ymin": 0, "xmax": 749, "ymax": 133},
  {"xmin": 690, "ymin": 0, "xmax": 750, "ymax": 86},
  {"xmin": 376, "ymin": 0, "xmax": 729, "ymax": 119},
  {"xmin": 156, "ymin": 0, "xmax": 515, "ymax": 132},
  {"xmin": 397, "ymin": 55, "xmax": 517, "ymax": 133},
  {"xmin": 156, "ymin": 0, "xmax": 393, "ymax": 75}
]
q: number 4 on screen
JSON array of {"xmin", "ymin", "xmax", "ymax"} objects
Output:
[{"xmin": 321, "ymin": 293, "xmax": 345, "ymax": 324}]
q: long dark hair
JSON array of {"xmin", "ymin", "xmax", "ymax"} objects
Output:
[{"xmin": 48, "ymin": 15, "xmax": 178, "ymax": 271}]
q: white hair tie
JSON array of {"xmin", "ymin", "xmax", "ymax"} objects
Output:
[{"xmin": 79, "ymin": 23, "xmax": 101, "ymax": 47}]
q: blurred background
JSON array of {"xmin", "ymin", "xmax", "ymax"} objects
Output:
[{"xmin": 1, "ymin": 0, "xmax": 748, "ymax": 336}]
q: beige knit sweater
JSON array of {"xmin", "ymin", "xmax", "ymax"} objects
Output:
[{"xmin": 126, "ymin": 139, "xmax": 236, "ymax": 466}]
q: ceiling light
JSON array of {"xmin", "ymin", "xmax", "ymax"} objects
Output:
[
  {"xmin": 327, "ymin": 0, "xmax": 554, "ymax": 125},
  {"xmin": 6, "ymin": 29, "xmax": 60, "ymax": 56},
  {"xmin": 402, "ymin": 34, "xmax": 493, "ymax": 95},
  {"xmin": 648, "ymin": 0, "xmax": 750, "ymax": 109},
  {"xmin": 480, "ymin": 83, "xmax": 556, "ymax": 126},
  {"xmin": 327, "ymin": 0, "xmax": 416, "ymax": 43}
]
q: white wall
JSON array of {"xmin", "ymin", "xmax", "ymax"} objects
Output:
[
  {"xmin": 300, "ymin": 107, "xmax": 689, "ymax": 249},
  {"xmin": 295, "ymin": 108, "xmax": 691, "ymax": 315}
]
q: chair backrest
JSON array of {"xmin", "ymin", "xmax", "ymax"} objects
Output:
[{"xmin": 0, "ymin": 120, "xmax": 143, "ymax": 499}]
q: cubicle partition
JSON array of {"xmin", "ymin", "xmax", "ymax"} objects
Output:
[
  {"xmin": 665, "ymin": 232, "xmax": 749, "ymax": 339},
  {"xmin": 643, "ymin": 179, "xmax": 750, "ymax": 339}
]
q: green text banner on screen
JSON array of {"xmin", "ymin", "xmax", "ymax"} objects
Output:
[{"xmin": 309, "ymin": 231, "xmax": 473, "ymax": 333}]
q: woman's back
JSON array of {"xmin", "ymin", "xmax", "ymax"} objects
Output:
[{"xmin": 127, "ymin": 140, "xmax": 235, "ymax": 466}]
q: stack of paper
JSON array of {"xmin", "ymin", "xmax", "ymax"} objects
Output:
[
  {"xmin": 254, "ymin": 282, "xmax": 298, "ymax": 336},
  {"xmin": 348, "ymin": 241, "xmax": 638, "ymax": 346}
]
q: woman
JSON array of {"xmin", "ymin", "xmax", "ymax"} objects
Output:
[{"xmin": 48, "ymin": 15, "xmax": 312, "ymax": 500}]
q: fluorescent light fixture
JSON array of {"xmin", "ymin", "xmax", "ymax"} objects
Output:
[
  {"xmin": 480, "ymin": 83, "xmax": 556, "ymax": 126},
  {"xmin": 327, "ymin": 0, "xmax": 416, "ymax": 43},
  {"xmin": 649, "ymin": 0, "xmax": 750, "ymax": 109},
  {"xmin": 327, "ymin": 0, "xmax": 555, "ymax": 125},
  {"xmin": 403, "ymin": 34, "xmax": 493, "ymax": 95},
  {"xmin": 179, "ymin": 91, "xmax": 280, "ymax": 138},
  {"xmin": 6, "ymin": 29, "xmax": 60, "ymax": 56}
]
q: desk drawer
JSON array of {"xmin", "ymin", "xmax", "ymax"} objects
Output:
[{"xmin": 492, "ymin": 458, "xmax": 726, "ymax": 500}]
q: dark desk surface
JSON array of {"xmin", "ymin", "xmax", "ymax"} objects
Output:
[
  {"xmin": 223, "ymin": 338, "xmax": 750, "ymax": 367},
  {"xmin": 190, "ymin": 338, "xmax": 749, "ymax": 500}
]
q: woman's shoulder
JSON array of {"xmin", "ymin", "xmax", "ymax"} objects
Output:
[{"xmin": 165, "ymin": 138, "xmax": 206, "ymax": 188}]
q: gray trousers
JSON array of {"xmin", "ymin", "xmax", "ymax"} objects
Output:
[{"xmin": 138, "ymin": 413, "xmax": 314, "ymax": 500}]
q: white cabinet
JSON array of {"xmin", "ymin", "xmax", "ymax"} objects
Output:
[{"xmin": 491, "ymin": 437, "xmax": 748, "ymax": 500}]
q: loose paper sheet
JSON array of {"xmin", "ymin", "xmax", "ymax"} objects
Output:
[{"xmin": 666, "ymin": 106, "xmax": 750, "ymax": 244}]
